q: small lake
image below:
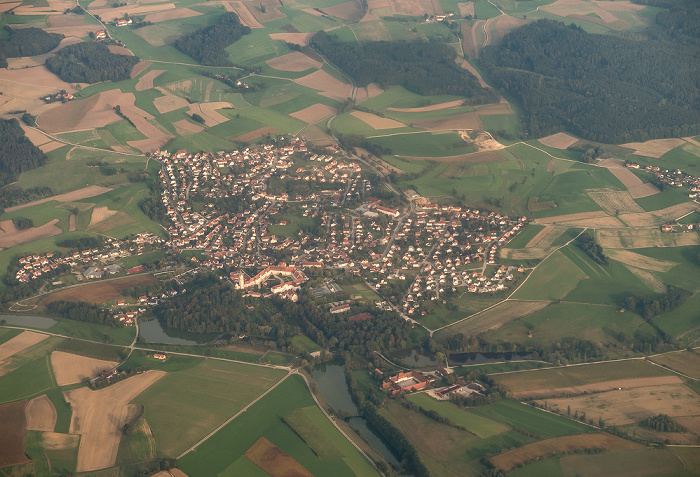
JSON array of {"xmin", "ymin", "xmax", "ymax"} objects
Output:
[
  {"xmin": 138, "ymin": 319, "xmax": 209, "ymax": 345},
  {"xmin": 0, "ymin": 314, "xmax": 57, "ymax": 329},
  {"xmin": 313, "ymin": 362, "xmax": 399, "ymax": 466},
  {"xmin": 391, "ymin": 349, "xmax": 438, "ymax": 368}
]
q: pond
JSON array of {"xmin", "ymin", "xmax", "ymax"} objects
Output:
[
  {"xmin": 138, "ymin": 319, "xmax": 208, "ymax": 345},
  {"xmin": 0, "ymin": 314, "xmax": 57, "ymax": 329},
  {"xmin": 313, "ymin": 362, "xmax": 399, "ymax": 467},
  {"xmin": 391, "ymin": 349, "xmax": 438, "ymax": 368}
]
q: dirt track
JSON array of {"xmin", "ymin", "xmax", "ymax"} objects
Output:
[{"xmin": 51, "ymin": 351, "xmax": 119, "ymax": 386}]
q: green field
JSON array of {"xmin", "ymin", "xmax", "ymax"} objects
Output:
[
  {"xmin": 54, "ymin": 339, "xmax": 127, "ymax": 362},
  {"xmin": 513, "ymin": 251, "xmax": 587, "ymax": 301},
  {"xmin": 341, "ymin": 282, "xmax": 381, "ymax": 301},
  {"xmin": 48, "ymin": 319, "xmax": 136, "ymax": 346},
  {"xmin": 291, "ymin": 334, "xmax": 322, "ymax": 353},
  {"xmin": 504, "ymin": 224, "xmax": 545, "ymax": 249},
  {"xmin": 133, "ymin": 359, "xmax": 286, "ymax": 456},
  {"xmin": 0, "ymin": 356, "xmax": 55, "ymax": 403},
  {"xmin": 284, "ymin": 406, "xmax": 345, "ymax": 458}
]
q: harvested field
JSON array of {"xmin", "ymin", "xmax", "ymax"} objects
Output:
[
  {"xmin": 21, "ymin": 125, "xmax": 50, "ymax": 146},
  {"xmin": 539, "ymin": 132, "xmax": 579, "ymax": 149},
  {"xmin": 289, "ymin": 103, "xmax": 336, "ymax": 123},
  {"xmin": 5, "ymin": 186, "xmax": 112, "ymax": 213},
  {"xmin": 234, "ymin": 126, "xmax": 279, "ymax": 143},
  {"xmin": 399, "ymin": 150, "xmax": 505, "ymax": 163},
  {"xmin": 491, "ymin": 433, "xmax": 640, "ymax": 472},
  {"xmin": 622, "ymin": 138, "xmax": 686, "ymax": 158},
  {"xmin": 226, "ymin": 1, "xmax": 263, "ymax": 28},
  {"xmin": 606, "ymin": 249, "xmax": 676, "ymax": 272},
  {"xmin": 625, "ymin": 266, "xmax": 668, "ymax": 292},
  {"xmin": 295, "ymin": 70, "xmax": 352, "ymax": 102},
  {"xmin": 130, "ymin": 60, "xmax": 152, "ymax": 79},
  {"xmin": 107, "ymin": 45, "xmax": 133, "ymax": 56},
  {"xmin": 40, "ymin": 141, "xmax": 65, "ymax": 153},
  {"xmin": 541, "ymin": 382, "xmax": 700, "ymax": 427},
  {"xmin": 355, "ymin": 83, "xmax": 383, "ymax": 103},
  {"xmin": 38, "ymin": 94, "xmax": 108, "ymax": 133},
  {"xmin": 649, "ymin": 351, "xmax": 700, "ymax": 379},
  {"xmin": 412, "ymin": 112, "xmax": 482, "ymax": 131},
  {"xmin": 51, "ymin": 351, "xmax": 118, "ymax": 386},
  {"xmin": 619, "ymin": 202, "xmax": 698, "ymax": 227},
  {"xmin": 268, "ymin": 32, "xmax": 314, "ymax": 46},
  {"xmin": 546, "ymin": 157, "xmax": 557, "ymax": 172},
  {"xmin": 25, "ymin": 394, "xmax": 57, "ymax": 431},
  {"xmin": 440, "ymin": 300, "xmax": 549, "ymax": 336},
  {"xmin": 153, "ymin": 88, "xmax": 190, "ymax": 114},
  {"xmin": 145, "ymin": 7, "xmax": 202, "ymax": 22},
  {"xmin": 598, "ymin": 158, "xmax": 659, "ymax": 198},
  {"xmin": 0, "ymin": 2, "xmax": 21, "ymax": 12},
  {"xmin": 491, "ymin": 14, "xmax": 529, "ymax": 44},
  {"xmin": 266, "ymin": 51, "xmax": 321, "ymax": 72},
  {"xmin": 525, "ymin": 225, "xmax": 558, "ymax": 248},
  {"xmin": 88, "ymin": 4, "xmax": 176, "ymax": 22},
  {"xmin": 386, "ymin": 100, "xmax": 463, "ymax": 113},
  {"xmin": 69, "ymin": 214, "xmax": 77, "ymax": 231},
  {"xmin": 173, "ymin": 119, "xmax": 204, "ymax": 135},
  {"xmin": 43, "ymin": 432, "xmax": 79, "ymax": 450},
  {"xmin": 0, "ymin": 400, "xmax": 30, "ymax": 468},
  {"xmin": 135, "ymin": 69, "xmax": 165, "ymax": 91},
  {"xmin": 587, "ymin": 189, "xmax": 643, "ymax": 215},
  {"xmin": 561, "ymin": 449, "xmax": 683, "ymax": 477},
  {"xmin": 321, "ymin": 0, "xmax": 363, "ymax": 21},
  {"xmin": 39, "ymin": 275, "xmax": 157, "ymax": 306},
  {"xmin": 534, "ymin": 211, "xmax": 607, "ymax": 224},
  {"xmin": 0, "ymin": 218, "xmax": 62, "ymax": 248},
  {"xmin": 350, "ymin": 110, "xmax": 405, "ymax": 130},
  {"xmin": 387, "ymin": 0, "xmax": 441, "ymax": 16},
  {"xmin": 245, "ymin": 437, "xmax": 313, "ymax": 477},
  {"xmin": 598, "ymin": 228, "xmax": 700, "ymax": 248},
  {"xmin": 458, "ymin": 1, "xmax": 474, "ymax": 17},
  {"xmin": 88, "ymin": 206, "xmax": 117, "ymax": 227},
  {"xmin": 0, "ymin": 331, "xmax": 49, "ymax": 368},
  {"xmin": 499, "ymin": 247, "xmax": 552, "ymax": 260},
  {"xmin": 187, "ymin": 102, "xmax": 231, "ymax": 127},
  {"xmin": 87, "ymin": 210, "xmax": 135, "ymax": 233},
  {"xmin": 66, "ymin": 370, "xmax": 166, "ymax": 471},
  {"xmin": 514, "ymin": 376, "xmax": 683, "ymax": 400}
]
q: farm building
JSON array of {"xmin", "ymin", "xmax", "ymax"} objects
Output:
[{"xmin": 382, "ymin": 371, "xmax": 428, "ymax": 396}]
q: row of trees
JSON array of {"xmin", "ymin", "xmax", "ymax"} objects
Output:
[
  {"xmin": 0, "ymin": 27, "xmax": 64, "ymax": 68},
  {"xmin": 174, "ymin": 12, "xmax": 251, "ymax": 66},
  {"xmin": 310, "ymin": 32, "xmax": 498, "ymax": 103},
  {"xmin": 0, "ymin": 119, "xmax": 49, "ymax": 186},
  {"xmin": 622, "ymin": 286, "xmax": 691, "ymax": 320},
  {"xmin": 45, "ymin": 42, "xmax": 140, "ymax": 83},
  {"xmin": 640, "ymin": 413, "xmax": 686, "ymax": 432},
  {"xmin": 0, "ymin": 186, "xmax": 53, "ymax": 212},
  {"xmin": 46, "ymin": 300, "xmax": 117, "ymax": 326},
  {"xmin": 576, "ymin": 232, "xmax": 608, "ymax": 266}
]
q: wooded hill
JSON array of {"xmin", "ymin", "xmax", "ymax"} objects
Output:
[
  {"xmin": 311, "ymin": 32, "xmax": 498, "ymax": 104},
  {"xmin": 45, "ymin": 42, "xmax": 140, "ymax": 83},
  {"xmin": 174, "ymin": 12, "xmax": 251, "ymax": 66},
  {"xmin": 0, "ymin": 27, "xmax": 64, "ymax": 68},
  {"xmin": 0, "ymin": 119, "xmax": 48, "ymax": 186},
  {"xmin": 481, "ymin": 19, "xmax": 700, "ymax": 143}
]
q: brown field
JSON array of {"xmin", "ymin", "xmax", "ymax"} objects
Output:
[
  {"xmin": 188, "ymin": 102, "xmax": 231, "ymax": 127},
  {"xmin": 51, "ymin": 351, "xmax": 119, "ymax": 386},
  {"xmin": 88, "ymin": 206, "xmax": 117, "ymax": 227},
  {"xmin": 621, "ymin": 138, "xmax": 686, "ymax": 158},
  {"xmin": 526, "ymin": 225, "xmax": 558, "ymax": 248},
  {"xmin": 399, "ymin": 149, "xmax": 505, "ymax": 163},
  {"xmin": 134, "ymin": 25, "xmax": 169, "ymax": 46},
  {"xmin": 295, "ymin": 70, "xmax": 352, "ymax": 101},
  {"xmin": 321, "ymin": 0, "xmax": 362, "ymax": 21},
  {"xmin": 234, "ymin": 126, "xmax": 279, "ymax": 143},
  {"xmin": 491, "ymin": 14, "xmax": 529, "ymax": 44},
  {"xmin": 245, "ymin": 0, "xmax": 286, "ymax": 23},
  {"xmin": 491, "ymin": 433, "xmax": 639, "ymax": 472},
  {"xmin": 40, "ymin": 141, "xmax": 65, "ymax": 153},
  {"xmin": 25, "ymin": 394, "xmax": 57, "ymax": 431},
  {"xmin": 443, "ymin": 300, "xmax": 549, "ymax": 336},
  {"xmin": 107, "ymin": 45, "xmax": 133, "ymax": 56},
  {"xmin": 355, "ymin": 82, "xmax": 383, "ymax": 103},
  {"xmin": 66, "ymin": 370, "xmax": 166, "ymax": 472},
  {"xmin": 130, "ymin": 60, "xmax": 152, "ymax": 79},
  {"xmin": 0, "ymin": 400, "xmax": 30, "ymax": 468},
  {"xmin": 412, "ymin": 112, "xmax": 482, "ymax": 131},
  {"xmin": 598, "ymin": 228, "xmax": 700, "ymax": 248},
  {"xmin": 289, "ymin": 103, "xmax": 336, "ymax": 123},
  {"xmin": 474, "ymin": 101, "xmax": 512, "ymax": 115},
  {"xmin": 0, "ymin": 331, "xmax": 49, "ymax": 369},
  {"xmin": 540, "ymin": 382, "xmax": 700, "ymax": 427},
  {"xmin": 539, "ymin": 132, "xmax": 579, "ymax": 149},
  {"xmin": 88, "ymin": 3, "xmax": 176, "ymax": 22},
  {"xmin": 0, "ymin": 2, "xmax": 21, "ymax": 12},
  {"xmin": 301, "ymin": 7, "xmax": 323, "ymax": 16},
  {"xmin": 386, "ymin": 100, "xmax": 463, "ymax": 113},
  {"xmin": 37, "ymin": 94, "xmax": 107, "ymax": 133},
  {"xmin": 268, "ymin": 32, "xmax": 314, "ymax": 46},
  {"xmin": 173, "ymin": 119, "xmax": 205, "ymax": 134},
  {"xmin": 606, "ymin": 249, "xmax": 676, "ymax": 272},
  {"xmin": 0, "ymin": 218, "xmax": 62, "ymax": 248},
  {"xmin": 546, "ymin": 157, "xmax": 557, "ymax": 172},
  {"xmin": 226, "ymin": 1, "xmax": 264, "ymax": 28},
  {"xmin": 68, "ymin": 214, "xmax": 77, "ymax": 231},
  {"xmin": 603, "ymin": 163, "xmax": 660, "ymax": 199},
  {"xmin": 460, "ymin": 59, "xmax": 489, "ymax": 88},
  {"xmin": 20, "ymin": 125, "xmax": 51, "ymax": 146},
  {"xmin": 265, "ymin": 51, "xmax": 321, "ymax": 72},
  {"xmin": 5, "ymin": 186, "xmax": 112, "ymax": 213},
  {"xmin": 388, "ymin": 0, "xmax": 441, "ymax": 16},
  {"xmin": 39, "ymin": 275, "xmax": 157, "ymax": 306},
  {"xmin": 135, "ymin": 69, "xmax": 165, "ymax": 92},
  {"xmin": 0, "ymin": 66, "xmax": 80, "ymax": 117},
  {"xmin": 350, "ymin": 110, "xmax": 406, "ymax": 130},
  {"xmin": 649, "ymin": 351, "xmax": 700, "ymax": 379},
  {"xmin": 145, "ymin": 7, "xmax": 202, "ymax": 22},
  {"xmin": 560, "ymin": 448, "xmax": 684, "ymax": 477},
  {"xmin": 534, "ymin": 211, "xmax": 608, "ymax": 224},
  {"xmin": 245, "ymin": 437, "xmax": 313, "ymax": 477},
  {"xmin": 514, "ymin": 375, "xmax": 683, "ymax": 400},
  {"xmin": 587, "ymin": 189, "xmax": 643, "ymax": 215},
  {"xmin": 619, "ymin": 202, "xmax": 698, "ymax": 227},
  {"xmin": 153, "ymin": 88, "xmax": 190, "ymax": 114},
  {"xmin": 458, "ymin": 1, "xmax": 474, "ymax": 17},
  {"xmin": 88, "ymin": 210, "xmax": 135, "ymax": 234},
  {"xmin": 597, "ymin": 1, "xmax": 645, "ymax": 12},
  {"xmin": 43, "ymin": 432, "xmax": 79, "ymax": 451}
]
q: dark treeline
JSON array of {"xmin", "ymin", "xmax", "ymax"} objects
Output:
[
  {"xmin": 576, "ymin": 232, "xmax": 608, "ymax": 265},
  {"xmin": 0, "ymin": 119, "xmax": 48, "ymax": 186},
  {"xmin": 311, "ymin": 31, "xmax": 498, "ymax": 103},
  {"xmin": 633, "ymin": 0, "xmax": 700, "ymax": 45},
  {"xmin": 336, "ymin": 133, "xmax": 392, "ymax": 157},
  {"xmin": 56, "ymin": 236, "xmax": 103, "ymax": 250},
  {"xmin": 0, "ymin": 186, "xmax": 53, "ymax": 211},
  {"xmin": 0, "ymin": 27, "xmax": 64, "ymax": 68},
  {"xmin": 140, "ymin": 178, "xmax": 169, "ymax": 225},
  {"xmin": 46, "ymin": 300, "xmax": 117, "ymax": 326},
  {"xmin": 639, "ymin": 413, "xmax": 686, "ymax": 432},
  {"xmin": 481, "ymin": 20, "xmax": 700, "ymax": 143},
  {"xmin": 623, "ymin": 286, "xmax": 691, "ymax": 320},
  {"xmin": 46, "ymin": 42, "xmax": 140, "ymax": 83},
  {"xmin": 175, "ymin": 12, "xmax": 251, "ymax": 66}
]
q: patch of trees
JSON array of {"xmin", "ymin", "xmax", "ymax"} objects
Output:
[
  {"xmin": 191, "ymin": 113, "xmax": 205, "ymax": 123},
  {"xmin": 0, "ymin": 186, "xmax": 53, "ymax": 211},
  {"xmin": 576, "ymin": 232, "xmax": 608, "ymax": 265},
  {"xmin": 45, "ymin": 42, "xmax": 140, "ymax": 84},
  {"xmin": 640, "ymin": 413, "xmax": 686, "ymax": 432},
  {"xmin": 0, "ymin": 119, "xmax": 49, "ymax": 186},
  {"xmin": 336, "ymin": 133, "xmax": 392, "ymax": 157},
  {"xmin": 623, "ymin": 286, "xmax": 691, "ymax": 320},
  {"xmin": 46, "ymin": 300, "xmax": 117, "ymax": 326},
  {"xmin": 633, "ymin": 0, "xmax": 700, "ymax": 45},
  {"xmin": 580, "ymin": 146, "xmax": 605, "ymax": 164},
  {"xmin": 310, "ymin": 32, "xmax": 498, "ymax": 103},
  {"xmin": 174, "ymin": 12, "xmax": 251, "ymax": 66},
  {"xmin": 0, "ymin": 27, "xmax": 64, "ymax": 68},
  {"xmin": 56, "ymin": 236, "xmax": 103, "ymax": 250},
  {"xmin": 480, "ymin": 19, "xmax": 700, "ymax": 143},
  {"xmin": 21, "ymin": 112, "xmax": 36, "ymax": 127},
  {"xmin": 140, "ymin": 179, "xmax": 169, "ymax": 225},
  {"xmin": 12, "ymin": 217, "xmax": 33, "ymax": 230}
]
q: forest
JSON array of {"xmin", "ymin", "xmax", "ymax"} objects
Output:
[
  {"xmin": 311, "ymin": 32, "xmax": 498, "ymax": 103},
  {"xmin": 174, "ymin": 12, "xmax": 251, "ymax": 66},
  {"xmin": 45, "ymin": 42, "xmax": 140, "ymax": 83},
  {"xmin": 46, "ymin": 300, "xmax": 118, "ymax": 326},
  {"xmin": 480, "ymin": 20, "xmax": 700, "ymax": 143},
  {"xmin": 0, "ymin": 119, "xmax": 48, "ymax": 186},
  {"xmin": 0, "ymin": 27, "xmax": 64, "ymax": 68}
]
